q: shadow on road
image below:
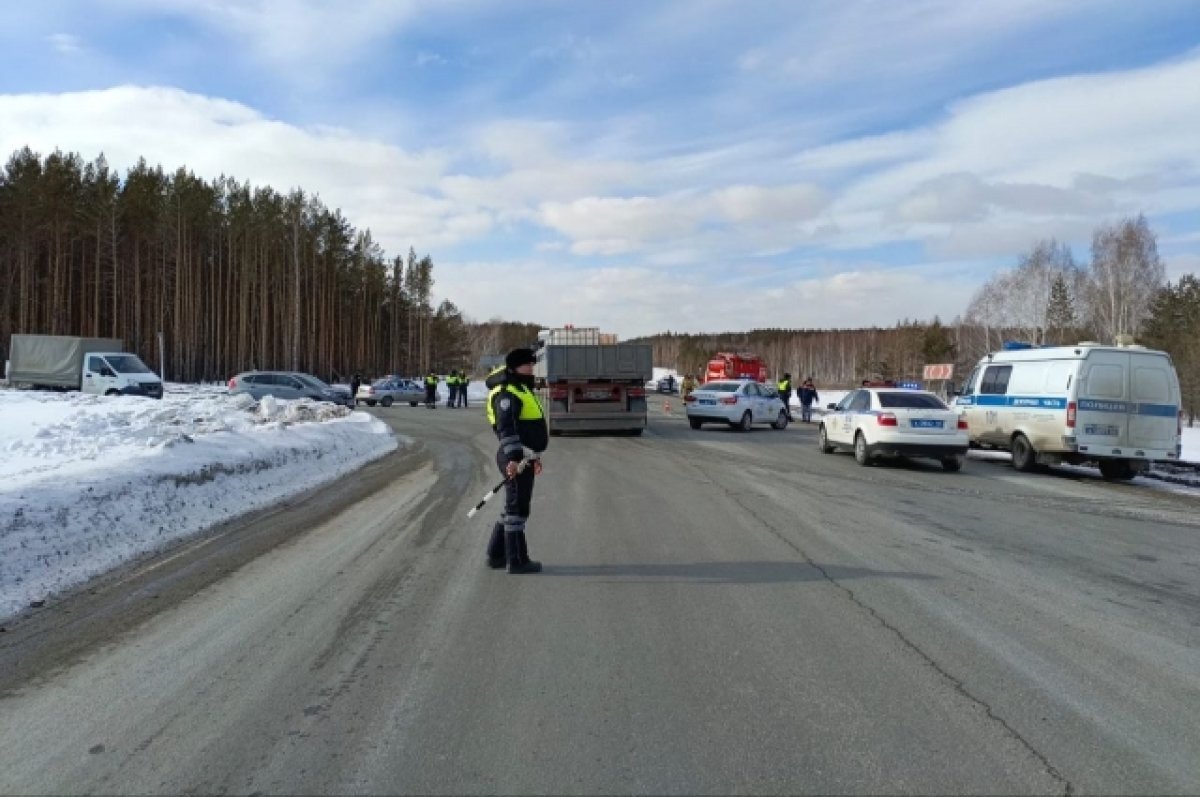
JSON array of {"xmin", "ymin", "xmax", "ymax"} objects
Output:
[{"xmin": 539, "ymin": 560, "xmax": 935, "ymax": 585}]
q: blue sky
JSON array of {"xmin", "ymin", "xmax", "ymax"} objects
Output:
[{"xmin": 1, "ymin": 1, "xmax": 1198, "ymax": 336}]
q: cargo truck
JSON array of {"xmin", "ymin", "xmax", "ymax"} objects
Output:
[
  {"xmin": 7, "ymin": 334, "xmax": 164, "ymax": 399},
  {"xmin": 534, "ymin": 327, "xmax": 653, "ymax": 435}
]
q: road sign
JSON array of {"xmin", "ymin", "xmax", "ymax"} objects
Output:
[{"xmin": 923, "ymin": 363, "xmax": 954, "ymax": 380}]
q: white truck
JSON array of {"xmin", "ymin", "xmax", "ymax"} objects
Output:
[
  {"xmin": 7, "ymin": 334, "xmax": 164, "ymax": 399},
  {"xmin": 534, "ymin": 327, "xmax": 653, "ymax": 435},
  {"xmin": 953, "ymin": 342, "xmax": 1182, "ymax": 479}
]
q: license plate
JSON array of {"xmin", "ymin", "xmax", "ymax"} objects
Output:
[
  {"xmin": 699, "ymin": 398, "xmax": 715, "ymax": 405},
  {"xmin": 910, "ymin": 419, "xmax": 943, "ymax": 429},
  {"xmin": 1084, "ymin": 424, "xmax": 1120, "ymax": 436},
  {"xmin": 584, "ymin": 390, "xmax": 612, "ymax": 400}
]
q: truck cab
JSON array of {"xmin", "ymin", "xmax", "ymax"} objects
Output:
[{"xmin": 82, "ymin": 353, "xmax": 164, "ymax": 399}]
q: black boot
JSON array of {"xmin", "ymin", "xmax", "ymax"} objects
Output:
[
  {"xmin": 506, "ymin": 531, "xmax": 540, "ymax": 574},
  {"xmin": 517, "ymin": 531, "xmax": 542, "ymax": 573},
  {"xmin": 486, "ymin": 522, "xmax": 506, "ymax": 569}
]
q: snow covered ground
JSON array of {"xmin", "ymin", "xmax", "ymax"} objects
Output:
[{"xmin": 0, "ymin": 384, "xmax": 400, "ymax": 620}]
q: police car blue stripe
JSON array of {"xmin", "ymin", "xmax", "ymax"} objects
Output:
[
  {"xmin": 967, "ymin": 395, "xmax": 1068, "ymax": 409},
  {"xmin": 1078, "ymin": 399, "xmax": 1128, "ymax": 412},
  {"xmin": 957, "ymin": 396, "xmax": 1178, "ymax": 417}
]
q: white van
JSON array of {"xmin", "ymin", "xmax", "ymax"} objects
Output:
[{"xmin": 953, "ymin": 343, "xmax": 1182, "ymax": 480}]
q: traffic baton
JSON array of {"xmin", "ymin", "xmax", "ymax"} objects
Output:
[{"xmin": 466, "ymin": 456, "xmax": 540, "ymax": 518}]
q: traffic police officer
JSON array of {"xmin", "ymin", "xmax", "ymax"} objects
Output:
[
  {"xmin": 485, "ymin": 347, "xmax": 549, "ymax": 574},
  {"xmin": 776, "ymin": 372, "xmax": 793, "ymax": 421}
]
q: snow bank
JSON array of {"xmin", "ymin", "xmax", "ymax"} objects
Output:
[{"xmin": 0, "ymin": 385, "xmax": 399, "ymax": 619}]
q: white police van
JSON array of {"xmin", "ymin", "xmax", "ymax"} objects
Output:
[{"xmin": 954, "ymin": 342, "xmax": 1182, "ymax": 480}]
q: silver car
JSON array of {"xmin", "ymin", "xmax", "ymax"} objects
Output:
[
  {"xmin": 356, "ymin": 377, "xmax": 424, "ymax": 407},
  {"xmin": 228, "ymin": 371, "xmax": 355, "ymax": 408},
  {"xmin": 684, "ymin": 380, "xmax": 790, "ymax": 431}
]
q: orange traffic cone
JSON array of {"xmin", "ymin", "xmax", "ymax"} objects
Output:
[{"xmin": 664, "ymin": 399, "xmax": 671, "ymax": 414}]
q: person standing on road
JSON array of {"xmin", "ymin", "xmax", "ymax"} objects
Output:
[
  {"xmin": 350, "ymin": 372, "xmax": 362, "ymax": 406},
  {"xmin": 446, "ymin": 370, "xmax": 459, "ymax": 408},
  {"xmin": 458, "ymin": 371, "xmax": 470, "ymax": 408},
  {"xmin": 799, "ymin": 377, "xmax": 820, "ymax": 423},
  {"xmin": 485, "ymin": 347, "xmax": 549, "ymax": 574},
  {"xmin": 424, "ymin": 371, "xmax": 439, "ymax": 409},
  {"xmin": 776, "ymin": 372, "xmax": 793, "ymax": 421},
  {"xmin": 680, "ymin": 373, "xmax": 697, "ymax": 400}
]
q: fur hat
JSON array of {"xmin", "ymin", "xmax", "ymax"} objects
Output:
[{"xmin": 505, "ymin": 347, "xmax": 538, "ymax": 369}]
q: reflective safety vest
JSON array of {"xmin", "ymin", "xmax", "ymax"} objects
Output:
[
  {"xmin": 777, "ymin": 379, "xmax": 791, "ymax": 393},
  {"xmin": 425, "ymin": 375, "xmax": 438, "ymax": 387},
  {"xmin": 487, "ymin": 382, "xmax": 545, "ymax": 427}
]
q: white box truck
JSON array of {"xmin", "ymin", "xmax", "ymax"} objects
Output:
[
  {"xmin": 7, "ymin": 334, "xmax": 164, "ymax": 399},
  {"xmin": 953, "ymin": 342, "xmax": 1182, "ymax": 479},
  {"xmin": 534, "ymin": 327, "xmax": 653, "ymax": 435}
]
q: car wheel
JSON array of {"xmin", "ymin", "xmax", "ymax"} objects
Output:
[
  {"xmin": 380, "ymin": 395, "xmax": 394, "ymax": 407},
  {"xmin": 409, "ymin": 401, "xmax": 419, "ymax": 407},
  {"xmin": 736, "ymin": 411, "xmax": 752, "ymax": 431},
  {"xmin": 854, "ymin": 432, "xmax": 873, "ymax": 466},
  {"xmin": 365, "ymin": 400, "xmax": 376, "ymax": 406},
  {"xmin": 772, "ymin": 410, "xmax": 788, "ymax": 430},
  {"xmin": 818, "ymin": 426, "xmax": 834, "ymax": 454},
  {"xmin": 941, "ymin": 454, "xmax": 964, "ymax": 472},
  {"xmin": 105, "ymin": 389, "xmax": 119, "ymax": 397},
  {"xmin": 689, "ymin": 418, "xmax": 703, "ymax": 430},
  {"xmin": 1011, "ymin": 433, "xmax": 1037, "ymax": 472}
]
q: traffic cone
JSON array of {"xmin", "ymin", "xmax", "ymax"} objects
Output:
[{"xmin": 664, "ymin": 399, "xmax": 671, "ymax": 414}]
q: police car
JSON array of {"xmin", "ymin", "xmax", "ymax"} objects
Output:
[
  {"xmin": 684, "ymin": 380, "xmax": 790, "ymax": 431},
  {"xmin": 954, "ymin": 342, "xmax": 1182, "ymax": 480},
  {"xmin": 818, "ymin": 387, "xmax": 969, "ymax": 470}
]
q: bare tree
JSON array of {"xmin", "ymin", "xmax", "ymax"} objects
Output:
[{"xmin": 1086, "ymin": 215, "xmax": 1164, "ymax": 344}]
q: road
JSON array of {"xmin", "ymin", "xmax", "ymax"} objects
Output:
[{"xmin": 2, "ymin": 395, "xmax": 1198, "ymax": 795}]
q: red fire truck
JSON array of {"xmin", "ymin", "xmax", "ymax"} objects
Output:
[{"xmin": 705, "ymin": 352, "xmax": 768, "ymax": 383}]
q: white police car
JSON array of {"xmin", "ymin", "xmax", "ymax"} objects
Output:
[
  {"xmin": 818, "ymin": 387, "xmax": 968, "ymax": 470},
  {"xmin": 684, "ymin": 380, "xmax": 789, "ymax": 431}
]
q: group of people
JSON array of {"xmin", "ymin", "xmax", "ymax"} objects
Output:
[{"xmin": 775, "ymin": 373, "xmax": 820, "ymax": 422}]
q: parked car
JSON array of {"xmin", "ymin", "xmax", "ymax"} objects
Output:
[
  {"xmin": 357, "ymin": 377, "xmax": 424, "ymax": 407},
  {"xmin": 683, "ymin": 380, "xmax": 789, "ymax": 431},
  {"xmin": 656, "ymin": 375, "xmax": 678, "ymax": 394},
  {"xmin": 227, "ymin": 371, "xmax": 355, "ymax": 408},
  {"xmin": 819, "ymin": 388, "xmax": 968, "ymax": 470}
]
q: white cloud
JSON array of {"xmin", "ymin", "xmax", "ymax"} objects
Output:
[
  {"xmin": 711, "ymin": 184, "xmax": 827, "ymax": 224},
  {"xmin": 436, "ymin": 258, "xmax": 978, "ymax": 337},
  {"xmin": 817, "ymin": 52, "xmax": 1200, "ymax": 257},
  {"xmin": 539, "ymin": 195, "xmax": 706, "ymax": 255},
  {"xmin": 0, "ymin": 85, "xmax": 478, "ymax": 252},
  {"xmin": 45, "ymin": 33, "xmax": 81, "ymax": 54},
  {"xmin": 107, "ymin": 0, "xmax": 427, "ymax": 77}
]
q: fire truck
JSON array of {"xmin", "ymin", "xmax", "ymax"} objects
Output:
[{"xmin": 704, "ymin": 352, "xmax": 768, "ymax": 383}]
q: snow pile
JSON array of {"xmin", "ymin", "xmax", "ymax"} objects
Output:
[{"xmin": 0, "ymin": 386, "xmax": 399, "ymax": 620}]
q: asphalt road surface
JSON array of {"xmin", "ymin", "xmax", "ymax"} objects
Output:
[{"xmin": 2, "ymin": 395, "xmax": 1198, "ymax": 795}]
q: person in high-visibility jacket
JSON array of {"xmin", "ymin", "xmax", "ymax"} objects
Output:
[
  {"xmin": 485, "ymin": 347, "xmax": 549, "ymax": 574},
  {"xmin": 424, "ymin": 372, "xmax": 439, "ymax": 409},
  {"xmin": 445, "ymin": 370, "xmax": 459, "ymax": 408},
  {"xmin": 776, "ymin": 372, "xmax": 793, "ymax": 421}
]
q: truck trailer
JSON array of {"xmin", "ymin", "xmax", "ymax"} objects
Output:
[
  {"xmin": 7, "ymin": 334, "xmax": 164, "ymax": 399},
  {"xmin": 534, "ymin": 327, "xmax": 653, "ymax": 435}
]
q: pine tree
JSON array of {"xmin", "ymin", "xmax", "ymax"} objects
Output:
[{"xmin": 1044, "ymin": 274, "xmax": 1076, "ymax": 345}]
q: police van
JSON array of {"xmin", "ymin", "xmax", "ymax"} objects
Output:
[{"xmin": 954, "ymin": 342, "xmax": 1182, "ymax": 480}]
